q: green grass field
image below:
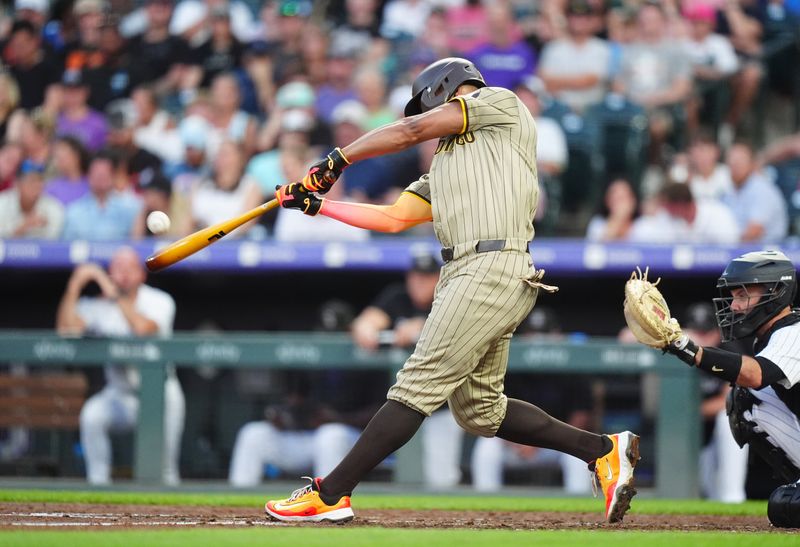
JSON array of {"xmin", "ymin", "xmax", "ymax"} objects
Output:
[{"xmin": 0, "ymin": 489, "xmax": 793, "ymax": 547}]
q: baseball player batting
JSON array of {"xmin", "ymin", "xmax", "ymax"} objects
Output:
[
  {"xmin": 266, "ymin": 57, "xmax": 639, "ymax": 524},
  {"xmin": 653, "ymin": 250, "xmax": 800, "ymax": 528}
]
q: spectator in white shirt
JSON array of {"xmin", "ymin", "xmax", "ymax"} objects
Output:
[{"xmin": 687, "ymin": 133, "xmax": 733, "ymax": 201}]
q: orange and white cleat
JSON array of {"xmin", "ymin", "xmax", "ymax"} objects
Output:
[
  {"xmin": 265, "ymin": 477, "xmax": 354, "ymax": 523},
  {"xmin": 592, "ymin": 431, "xmax": 640, "ymax": 523}
]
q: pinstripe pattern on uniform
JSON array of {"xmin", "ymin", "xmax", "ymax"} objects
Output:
[
  {"xmin": 387, "ymin": 251, "xmax": 538, "ymax": 436},
  {"xmin": 391, "ymin": 86, "xmax": 541, "ymax": 436},
  {"xmin": 757, "ymin": 323, "xmax": 800, "ymax": 387},
  {"xmin": 746, "ymin": 386, "xmax": 800, "ymax": 468}
]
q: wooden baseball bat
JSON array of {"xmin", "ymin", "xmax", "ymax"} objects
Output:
[{"xmin": 145, "ymin": 199, "xmax": 279, "ymax": 272}]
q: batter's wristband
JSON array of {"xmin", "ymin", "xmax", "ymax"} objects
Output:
[
  {"xmin": 697, "ymin": 346, "xmax": 743, "ymax": 384},
  {"xmin": 329, "ymin": 147, "xmax": 351, "ymax": 171}
]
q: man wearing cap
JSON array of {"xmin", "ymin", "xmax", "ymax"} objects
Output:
[
  {"xmin": 56, "ymin": 69, "xmax": 109, "ymax": 152},
  {"xmin": 538, "ymin": 0, "xmax": 611, "ymax": 114},
  {"xmin": 105, "ymin": 99, "xmax": 163, "ymax": 188},
  {"xmin": 0, "ymin": 160, "xmax": 64, "ymax": 239}
]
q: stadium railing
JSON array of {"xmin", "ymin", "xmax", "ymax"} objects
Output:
[{"xmin": 0, "ymin": 331, "xmax": 700, "ymax": 498}]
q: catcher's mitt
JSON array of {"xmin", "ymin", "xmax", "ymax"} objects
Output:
[{"xmin": 623, "ymin": 267, "xmax": 683, "ymax": 349}]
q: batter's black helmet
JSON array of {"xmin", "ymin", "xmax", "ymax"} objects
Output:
[
  {"xmin": 714, "ymin": 250, "xmax": 798, "ymax": 341},
  {"xmin": 404, "ymin": 57, "xmax": 486, "ymax": 117}
]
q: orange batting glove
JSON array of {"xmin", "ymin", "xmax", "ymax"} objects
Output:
[
  {"xmin": 275, "ymin": 183, "xmax": 322, "ymax": 216},
  {"xmin": 301, "ymin": 147, "xmax": 351, "ymax": 194}
]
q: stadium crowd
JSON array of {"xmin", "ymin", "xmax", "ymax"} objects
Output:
[{"xmin": 0, "ymin": 0, "xmax": 798, "ymax": 243}]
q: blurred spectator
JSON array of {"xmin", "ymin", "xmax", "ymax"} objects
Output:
[
  {"xmin": 0, "ymin": 160, "xmax": 64, "ymax": 238},
  {"xmin": 538, "ymin": 0, "xmax": 611, "ymax": 114},
  {"xmin": 235, "ymin": 40, "xmax": 275, "ymax": 116},
  {"xmin": 316, "ymin": 43, "xmax": 360, "ymax": 125},
  {"xmin": 207, "ymin": 73, "xmax": 258, "ymax": 158},
  {"xmin": 167, "ymin": 115, "xmax": 212, "ymax": 180},
  {"xmin": 681, "ymin": 2, "xmax": 739, "ymax": 138},
  {"xmin": 686, "ymin": 132, "xmax": 734, "ymax": 201},
  {"xmin": 0, "ymin": 71, "xmax": 21, "ymax": 142},
  {"xmin": 328, "ymin": 100, "xmax": 395, "ymax": 202},
  {"xmin": 4, "ymin": 19, "xmax": 61, "ymax": 109},
  {"xmin": 171, "ymin": 0, "xmax": 256, "ymax": 43},
  {"xmin": 380, "ymin": 0, "xmax": 432, "ymax": 40},
  {"xmin": 629, "ymin": 181, "xmax": 740, "ymax": 244},
  {"xmin": 585, "ymin": 178, "xmax": 639, "ymax": 241},
  {"xmin": 249, "ymin": 108, "xmax": 315, "ymax": 196},
  {"xmin": 722, "ymin": 142, "xmax": 788, "ymax": 242},
  {"xmin": 682, "ymin": 302, "xmax": 748, "ymax": 503},
  {"xmin": 758, "ymin": 131, "xmax": 800, "ymax": 167},
  {"xmin": 257, "ymin": 81, "xmax": 332, "ymax": 151},
  {"xmin": 228, "ymin": 299, "xmax": 386, "ymax": 488},
  {"xmin": 64, "ymin": 0, "xmax": 110, "ymax": 73},
  {"xmin": 19, "ymin": 109, "xmax": 56, "ymax": 166},
  {"xmin": 471, "ymin": 307, "xmax": 594, "ymax": 494},
  {"xmin": 351, "ymin": 251, "xmax": 465, "ymax": 490},
  {"xmin": 605, "ymin": 6, "xmax": 638, "ymax": 79},
  {"xmin": 330, "ymin": 0, "xmax": 388, "ymax": 66},
  {"xmin": 82, "ymin": 14, "xmax": 135, "ymax": 110},
  {"xmin": 133, "ymin": 167, "xmax": 175, "ymax": 238},
  {"xmin": 266, "ymin": 0, "xmax": 313, "ymax": 85},
  {"xmin": 132, "ymin": 85, "xmax": 183, "ymax": 164},
  {"xmin": 354, "ymin": 68, "xmax": 396, "ymax": 131},
  {"xmin": 56, "ymin": 69, "xmax": 109, "ymax": 152},
  {"xmin": 0, "ymin": 142, "xmax": 24, "ymax": 193},
  {"xmin": 62, "ymin": 149, "xmax": 142, "ymax": 240},
  {"xmin": 515, "ymin": 77, "xmax": 568, "ymax": 178},
  {"xmin": 715, "ymin": 0, "xmax": 764, "ymax": 141},
  {"xmin": 45, "ymin": 135, "xmax": 90, "ymax": 206},
  {"xmin": 55, "ymin": 247, "xmax": 183, "ymax": 485},
  {"xmin": 105, "ymin": 99, "xmax": 163, "ymax": 189},
  {"xmin": 299, "ymin": 26, "xmax": 331, "ymax": 88},
  {"xmin": 468, "ymin": 2, "xmax": 535, "ymax": 90},
  {"xmin": 168, "ymin": 0, "xmax": 208, "ymax": 48},
  {"xmin": 180, "ymin": 140, "xmax": 263, "ymax": 238},
  {"xmin": 14, "ymin": 0, "xmax": 50, "ymax": 33},
  {"xmin": 127, "ymin": 0, "xmax": 192, "ymax": 95},
  {"xmin": 446, "ymin": 0, "xmax": 489, "ymax": 55},
  {"xmin": 613, "ymin": 1, "xmax": 692, "ymax": 161},
  {"xmin": 192, "ymin": 5, "xmax": 244, "ymax": 88}
]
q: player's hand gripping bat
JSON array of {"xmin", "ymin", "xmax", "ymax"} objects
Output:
[{"xmin": 145, "ymin": 199, "xmax": 278, "ymax": 272}]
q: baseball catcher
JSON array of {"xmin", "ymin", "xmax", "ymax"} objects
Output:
[
  {"xmin": 266, "ymin": 57, "xmax": 640, "ymax": 525},
  {"xmin": 625, "ymin": 251, "xmax": 800, "ymax": 528}
]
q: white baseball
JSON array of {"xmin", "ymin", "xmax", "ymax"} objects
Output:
[{"xmin": 146, "ymin": 211, "xmax": 171, "ymax": 234}]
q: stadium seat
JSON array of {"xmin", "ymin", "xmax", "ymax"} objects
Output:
[
  {"xmin": 556, "ymin": 111, "xmax": 605, "ymax": 214},
  {"xmin": 585, "ymin": 95, "xmax": 649, "ymax": 192}
]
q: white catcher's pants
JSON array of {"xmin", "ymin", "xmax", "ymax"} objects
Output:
[
  {"xmin": 471, "ymin": 436, "xmax": 592, "ymax": 493},
  {"xmin": 745, "ymin": 386, "xmax": 800, "ymax": 470},
  {"xmin": 80, "ymin": 373, "xmax": 185, "ymax": 485},
  {"xmin": 699, "ymin": 409, "xmax": 749, "ymax": 503},
  {"xmin": 228, "ymin": 422, "xmax": 360, "ymax": 487}
]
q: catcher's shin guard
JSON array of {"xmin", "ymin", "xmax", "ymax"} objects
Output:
[
  {"xmin": 726, "ymin": 387, "xmax": 800, "ymax": 483},
  {"xmin": 768, "ymin": 481, "xmax": 800, "ymax": 528}
]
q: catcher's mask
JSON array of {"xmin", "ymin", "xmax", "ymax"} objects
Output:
[
  {"xmin": 714, "ymin": 250, "xmax": 797, "ymax": 341},
  {"xmin": 404, "ymin": 57, "xmax": 486, "ymax": 117}
]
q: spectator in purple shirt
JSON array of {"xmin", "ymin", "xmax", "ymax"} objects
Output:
[
  {"xmin": 315, "ymin": 42, "xmax": 359, "ymax": 125},
  {"xmin": 45, "ymin": 135, "xmax": 90, "ymax": 206},
  {"xmin": 56, "ymin": 69, "xmax": 108, "ymax": 152},
  {"xmin": 467, "ymin": 2, "xmax": 536, "ymax": 90}
]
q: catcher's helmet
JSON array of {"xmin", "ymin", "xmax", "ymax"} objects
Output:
[
  {"xmin": 714, "ymin": 250, "xmax": 797, "ymax": 341},
  {"xmin": 404, "ymin": 57, "xmax": 486, "ymax": 117}
]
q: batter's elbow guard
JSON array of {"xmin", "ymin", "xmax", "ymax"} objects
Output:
[{"xmin": 768, "ymin": 482, "xmax": 800, "ymax": 528}]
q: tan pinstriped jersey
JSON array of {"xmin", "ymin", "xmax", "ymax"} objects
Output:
[{"xmin": 404, "ymin": 86, "xmax": 538, "ymax": 247}]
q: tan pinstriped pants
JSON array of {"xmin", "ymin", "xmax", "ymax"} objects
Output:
[{"xmin": 387, "ymin": 249, "xmax": 538, "ymax": 437}]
